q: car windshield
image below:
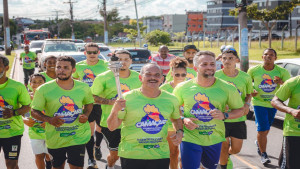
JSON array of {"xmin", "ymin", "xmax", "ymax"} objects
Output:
[
  {"xmin": 44, "ymin": 43, "xmax": 77, "ymax": 52},
  {"xmin": 30, "ymin": 42, "xmax": 44, "ymax": 48},
  {"xmin": 127, "ymin": 50, "xmax": 151, "ymax": 59}
]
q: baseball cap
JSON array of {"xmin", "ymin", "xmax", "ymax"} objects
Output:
[{"xmin": 183, "ymin": 45, "xmax": 199, "ymax": 52}]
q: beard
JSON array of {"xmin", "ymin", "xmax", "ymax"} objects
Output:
[
  {"xmin": 57, "ymin": 74, "xmax": 71, "ymax": 81},
  {"xmin": 187, "ymin": 58, "xmax": 193, "ymax": 64}
]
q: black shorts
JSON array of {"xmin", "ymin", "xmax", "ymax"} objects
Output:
[
  {"xmin": 279, "ymin": 136, "xmax": 300, "ymax": 169},
  {"xmin": 120, "ymin": 157, "xmax": 170, "ymax": 169},
  {"xmin": 0, "ymin": 135, "xmax": 22, "ymax": 160},
  {"xmin": 225, "ymin": 121, "xmax": 247, "ymax": 139},
  {"xmin": 88, "ymin": 104, "xmax": 102, "ymax": 126},
  {"xmin": 101, "ymin": 127, "xmax": 121, "ymax": 151},
  {"xmin": 48, "ymin": 144, "xmax": 85, "ymax": 168}
]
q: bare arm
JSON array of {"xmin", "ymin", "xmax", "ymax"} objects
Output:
[
  {"xmin": 170, "ymin": 118, "xmax": 183, "ymax": 131},
  {"xmin": 93, "ymin": 95, "xmax": 115, "ymax": 105},
  {"xmin": 31, "ymin": 109, "xmax": 65, "ymax": 127},
  {"xmin": 271, "ymin": 96, "xmax": 300, "ymax": 119},
  {"xmin": 107, "ymin": 99, "xmax": 125, "ymax": 131},
  {"xmin": 243, "ymin": 94, "xmax": 252, "ymax": 115},
  {"xmin": 78, "ymin": 103, "xmax": 93, "ymax": 123},
  {"xmin": 210, "ymin": 107, "xmax": 244, "ymax": 120},
  {"xmin": 3, "ymin": 105, "xmax": 30, "ymax": 119}
]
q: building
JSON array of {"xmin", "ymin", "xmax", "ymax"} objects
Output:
[
  {"xmin": 252, "ymin": 0, "xmax": 300, "ymax": 36},
  {"xmin": 206, "ymin": 0, "xmax": 252, "ymax": 34},
  {"xmin": 186, "ymin": 11, "xmax": 207, "ymax": 35},
  {"xmin": 162, "ymin": 14, "xmax": 187, "ymax": 33},
  {"xmin": 143, "ymin": 16, "xmax": 163, "ymax": 34}
]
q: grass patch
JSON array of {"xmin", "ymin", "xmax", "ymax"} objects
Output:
[
  {"xmin": 5, "ymin": 51, "xmax": 16, "ymax": 77},
  {"xmin": 109, "ymin": 39, "xmax": 300, "ymax": 60}
]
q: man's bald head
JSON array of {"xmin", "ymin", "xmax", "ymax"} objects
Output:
[{"xmin": 158, "ymin": 45, "xmax": 169, "ymax": 59}]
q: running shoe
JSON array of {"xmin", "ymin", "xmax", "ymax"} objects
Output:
[
  {"xmin": 227, "ymin": 157, "xmax": 233, "ymax": 169},
  {"xmin": 88, "ymin": 159, "xmax": 98, "ymax": 169},
  {"xmin": 95, "ymin": 147, "xmax": 102, "ymax": 160},
  {"xmin": 255, "ymin": 140, "xmax": 261, "ymax": 156},
  {"xmin": 261, "ymin": 152, "xmax": 271, "ymax": 165}
]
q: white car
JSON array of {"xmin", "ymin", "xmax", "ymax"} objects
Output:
[{"xmin": 29, "ymin": 40, "xmax": 45, "ymax": 54}]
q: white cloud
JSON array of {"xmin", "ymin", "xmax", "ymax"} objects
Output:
[{"xmin": 0, "ymin": 0, "xmax": 207, "ymax": 20}]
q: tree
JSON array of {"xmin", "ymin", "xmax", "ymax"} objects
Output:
[
  {"xmin": 123, "ymin": 20, "xmax": 146, "ymax": 45},
  {"xmin": 173, "ymin": 31, "xmax": 185, "ymax": 41},
  {"xmin": 145, "ymin": 30, "xmax": 171, "ymax": 46},
  {"xmin": 100, "ymin": 8, "xmax": 121, "ymax": 24},
  {"xmin": 229, "ymin": 0, "xmax": 299, "ymax": 48}
]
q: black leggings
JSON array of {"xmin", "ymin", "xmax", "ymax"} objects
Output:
[{"xmin": 23, "ymin": 68, "xmax": 35, "ymax": 85}]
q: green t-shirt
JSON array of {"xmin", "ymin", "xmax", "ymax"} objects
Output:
[
  {"xmin": 40, "ymin": 72, "xmax": 55, "ymax": 82},
  {"xmin": 215, "ymin": 69, "xmax": 253, "ymax": 122},
  {"xmin": 160, "ymin": 83, "xmax": 176, "ymax": 131},
  {"xmin": 20, "ymin": 51, "xmax": 37, "ymax": 69},
  {"xmin": 28, "ymin": 110, "xmax": 46, "ymax": 140},
  {"xmin": 247, "ymin": 64, "xmax": 290, "ymax": 108},
  {"xmin": 275, "ymin": 76, "xmax": 300, "ymax": 136},
  {"xmin": 72, "ymin": 59, "xmax": 109, "ymax": 87},
  {"xmin": 165, "ymin": 67, "xmax": 197, "ymax": 82},
  {"xmin": 0, "ymin": 78, "xmax": 31, "ymax": 138},
  {"xmin": 91, "ymin": 70, "xmax": 141, "ymax": 127},
  {"xmin": 31, "ymin": 80, "xmax": 94, "ymax": 149},
  {"xmin": 118, "ymin": 89, "xmax": 180, "ymax": 159},
  {"xmin": 173, "ymin": 78, "xmax": 244, "ymax": 146}
]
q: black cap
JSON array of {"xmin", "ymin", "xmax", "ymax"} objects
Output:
[{"xmin": 183, "ymin": 45, "xmax": 199, "ymax": 52}]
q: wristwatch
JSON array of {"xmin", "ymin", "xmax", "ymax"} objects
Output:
[
  {"xmin": 245, "ymin": 102, "xmax": 251, "ymax": 107},
  {"xmin": 223, "ymin": 112, "xmax": 229, "ymax": 120}
]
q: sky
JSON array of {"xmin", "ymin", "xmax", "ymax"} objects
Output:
[{"xmin": 0, "ymin": 0, "xmax": 207, "ymax": 20}]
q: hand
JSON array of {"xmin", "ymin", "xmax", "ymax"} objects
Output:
[
  {"xmin": 210, "ymin": 109, "xmax": 225, "ymax": 120},
  {"xmin": 113, "ymin": 98, "xmax": 126, "ymax": 112},
  {"xmin": 170, "ymin": 132, "xmax": 183, "ymax": 146},
  {"xmin": 244, "ymin": 103, "xmax": 250, "ymax": 116},
  {"xmin": 40, "ymin": 122, "xmax": 46, "ymax": 128},
  {"xmin": 274, "ymin": 76, "xmax": 283, "ymax": 85},
  {"xmin": 289, "ymin": 109, "xmax": 300, "ymax": 119},
  {"xmin": 79, "ymin": 114, "xmax": 88, "ymax": 123},
  {"xmin": 183, "ymin": 118, "xmax": 198, "ymax": 130},
  {"xmin": 23, "ymin": 117, "xmax": 36, "ymax": 127},
  {"xmin": 3, "ymin": 108, "xmax": 14, "ymax": 119},
  {"xmin": 20, "ymin": 62, "xmax": 22, "ymax": 65},
  {"xmin": 47, "ymin": 116, "xmax": 65, "ymax": 127},
  {"xmin": 251, "ymin": 89, "xmax": 258, "ymax": 97}
]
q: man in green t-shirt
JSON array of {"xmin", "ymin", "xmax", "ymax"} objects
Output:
[
  {"xmin": 165, "ymin": 45, "xmax": 198, "ymax": 82},
  {"xmin": 0, "ymin": 55, "xmax": 31, "ymax": 169},
  {"xmin": 271, "ymin": 76, "xmax": 300, "ymax": 169},
  {"xmin": 73, "ymin": 42, "xmax": 109, "ymax": 168},
  {"xmin": 247, "ymin": 48, "xmax": 290, "ymax": 164},
  {"xmin": 19, "ymin": 45, "xmax": 37, "ymax": 87},
  {"xmin": 173, "ymin": 51, "xmax": 244, "ymax": 169},
  {"xmin": 91, "ymin": 49, "xmax": 141, "ymax": 169},
  {"xmin": 107, "ymin": 63, "xmax": 183, "ymax": 169},
  {"xmin": 31, "ymin": 56, "xmax": 94, "ymax": 169}
]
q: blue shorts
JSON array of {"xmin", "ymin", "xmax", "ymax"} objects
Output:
[
  {"xmin": 254, "ymin": 106, "xmax": 277, "ymax": 131},
  {"xmin": 180, "ymin": 141, "xmax": 222, "ymax": 169}
]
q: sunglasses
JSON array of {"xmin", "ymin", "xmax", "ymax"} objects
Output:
[
  {"xmin": 86, "ymin": 51, "xmax": 98, "ymax": 54},
  {"xmin": 174, "ymin": 73, "xmax": 187, "ymax": 77},
  {"xmin": 224, "ymin": 47, "xmax": 236, "ymax": 52}
]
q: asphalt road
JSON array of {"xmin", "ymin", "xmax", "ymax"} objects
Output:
[{"xmin": 0, "ymin": 49, "xmax": 284, "ymax": 169}]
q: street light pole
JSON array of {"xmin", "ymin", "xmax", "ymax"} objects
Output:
[
  {"xmin": 133, "ymin": 0, "xmax": 141, "ymax": 47},
  {"xmin": 3, "ymin": 0, "xmax": 11, "ymax": 55}
]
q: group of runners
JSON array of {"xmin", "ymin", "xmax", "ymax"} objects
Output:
[{"xmin": 0, "ymin": 42, "xmax": 299, "ymax": 169}]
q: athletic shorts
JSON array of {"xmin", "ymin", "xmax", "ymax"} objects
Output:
[
  {"xmin": 180, "ymin": 141, "xmax": 222, "ymax": 169},
  {"xmin": 88, "ymin": 104, "xmax": 102, "ymax": 126},
  {"xmin": 101, "ymin": 127, "xmax": 121, "ymax": 151},
  {"xmin": 0, "ymin": 135, "xmax": 22, "ymax": 160},
  {"xmin": 120, "ymin": 157, "xmax": 170, "ymax": 169},
  {"xmin": 225, "ymin": 121, "xmax": 247, "ymax": 139},
  {"xmin": 253, "ymin": 106, "xmax": 277, "ymax": 131},
  {"xmin": 279, "ymin": 136, "xmax": 300, "ymax": 169},
  {"xmin": 48, "ymin": 144, "xmax": 85, "ymax": 168},
  {"xmin": 30, "ymin": 139, "xmax": 48, "ymax": 154}
]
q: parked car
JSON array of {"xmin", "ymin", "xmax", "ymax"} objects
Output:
[
  {"xmin": 247, "ymin": 58, "xmax": 300, "ymax": 120},
  {"xmin": 29, "ymin": 40, "xmax": 45, "ymax": 54},
  {"xmin": 123, "ymin": 48, "xmax": 152, "ymax": 72},
  {"xmin": 97, "ymin": 44, "xmax": 112, "ymax": 60},
  {"xmin": 75, "ymin": 43, "xmax": 87, "ymax": 52},
  {"xmin": 0, "ymin": 45, "xmax": 4, "ymax": 51},
  {"xmin": 260, "ymin": 34, "xmax": 281, "ymax": 40}
]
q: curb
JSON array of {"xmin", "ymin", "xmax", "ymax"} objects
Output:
[{"xmin": 9, "ymin": 53, "xmax": 17, "ymax": 79}]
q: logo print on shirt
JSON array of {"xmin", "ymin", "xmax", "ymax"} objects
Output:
[
  {"xmin": 114, "ymin": 83, "xmax": 131, "ymax": 98},
  {"xmin": 54, "ymin": 96, "xmax": 81, "ymax": 124},
  {"xmin": 136, "ymin": 104, "xmax": 167, "ymax": 134},
  {"xmin": 186, "ymin": 73, "xmax": 195, "ymax": 80},
  {"xmin": 227, "ymin": 82, "xmax": 242, "ymax": 96},
  {"xmin": 190, "ymin": 93, "xmax": 215, "ymax": 122},
  {"xmin": 83, "ymin": 69, "xmax": 96, "ymax": 87},
  {"xmin": 24, "ymin": 56, "xmax": 33, "ymax": 63},
  {"xmin": 259, "ymin": 74, "xmax": 277, "ymax": 93},
  {"xmin": 0, "ymin": 96, "xmax": 13, "ymax": 118}
]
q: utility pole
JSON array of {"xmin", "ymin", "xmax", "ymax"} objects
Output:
[
  {"xmin": 3, "ymin": 0, "xmax": 11, "ymax": 55},
  {"xmin": 64, "ymin": 0, "xmax": 77, "ymax": 40},
  {"xmin": 52, "ymin": 10, "xmax": 63, "ymax": 38},
  {"xmin": 102, "ymin": 0, "xmax": 108, "ymax": 45},
  {"xmin": 133, "ymin": 0, "xmax": 141, "ymax": 47},
  {"xmin": 236, "ymin": 0, "xmax": 249, "ymax": 72}
]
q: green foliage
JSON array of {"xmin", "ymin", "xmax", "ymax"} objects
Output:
[
  {"xmin": 0, "ymin": 17, "xmax": 18, "ymax": 39},
  {"xmin": 173, "ymin": 31, "xmax": 185, "ymax": 41},
  {"xmin": 123, "ymin": 20, "xmax": 146, "ymax": 42},
  {"xmin": 145, "ymin": 30, "xmax": 171, "ymax": 46}
]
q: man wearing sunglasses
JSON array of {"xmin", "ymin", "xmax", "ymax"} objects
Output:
[
  {"xmin": 91, "ymin": 50, "xmax": 141, "ymax": 169},
  {"xmin": 166, "ymin": 45, "xmax": 198, "ymax": 82},
  {"xmin": 215, "ymin": 47, "xmax": 252, "ymax": 169},
  {"xmin": 173, "ymin": 51, "xmax": 244, "ymax": 169},
  {"xmin": 248, "ymin": 48, "xmax": 290, "ymax": 165},
  {"xmin": 73, "ymin": 42, "xmax": 109, "ymax": 168}
]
